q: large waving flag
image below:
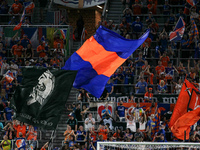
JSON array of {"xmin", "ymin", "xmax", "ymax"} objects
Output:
[
  {"xmin": 24, "ymin": 1, "xmax": 35, "ymax": 12},
  {"xmin": 13, "ymin": 9, "xmax": 25, "ymax": 31},
  {"xmin": 169, "ymin": 17, "xmax": 185, "ymax": 42},
  {"xmin": 186, "ymin": 17, "xmax": 199, "ymax": 47},
  {"xmin": 62, "ymin": 26, "xmax": 149, "ymax": 98},
  {"xmin": 187, "ymin": 0, "xmax": 197, "ymax": 6},
  {"xmin": 169, "ymin": 79, "xmax": 200, "ymax": 140}
]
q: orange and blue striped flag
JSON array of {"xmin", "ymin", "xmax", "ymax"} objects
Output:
[
  {"xmin": 62, "ymin": 26, "xmax": 149, "ymax": 98},
  {"xmin": 186, "ymin": 17, "xmax": 199, "ymax": 47}
]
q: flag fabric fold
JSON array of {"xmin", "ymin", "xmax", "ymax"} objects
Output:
[
  {"xmin": 171, "ymin": 108, "xmax": 200, "ymax": 140},
  {"xmin": 11, "ymin": 67, "xmax": 77, "ymax": 129},
  {"xmin": 62, "ymin": 26, "xmax": 149, "ymax": 98},
  {"xmin": 186, "ymin": 17, "xmax": 199, "ymax": 47},
  {"xmin": 169, "ymin": 17, "xmax": 185, "ymax": 42},
  {"xmin": 187, "ymin": 0, "xmax": 197, "ymax": 6},
  {"xmin": 169, "ymin": 79, "xmax": 200, "ymax": 140},
  {"xmin": 13, "ymin": 9, "xmax": 25, "ymax": 31}
]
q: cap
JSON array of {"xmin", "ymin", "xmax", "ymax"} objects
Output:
[{"xmin": 136, "ymin": 16, "xmax": 140, "ymax": 19}]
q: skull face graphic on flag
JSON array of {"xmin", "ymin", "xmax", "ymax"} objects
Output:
[{"xmin": 27, "ymin": 70, "xmax": 55, "ymax": 106}]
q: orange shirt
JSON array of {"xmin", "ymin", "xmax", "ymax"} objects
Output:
[
  {"xmin": 41, "ymin": 147, "xmax": 46, "ymax": 150},
  {"xmin": 11, "ymin": 3, "xmax": 22, "ymax": 14},
  {"xmin": 64, "ymin": 130, "xmax": 73, "ymax": 141},
  {"xmin": 144, "ymin": 92, "xmax": 153, "ymax": 102},
  {"xmin": 142, "ymin": 37, "xmax": 152, "ymax": 47},
  {"xmin": 155, "ymin": 65, "xmax": 165, "ymax": 75},
  {"xmin": 160, "ymin": 56, "xmax": 170, "ymax": 67},
  {"xmin": 99, "ymin": 129, "xmax": 108, "ymax": 140},
  {"xmin": 37, "ymin": 45, "xmax": 46, "ymax": 58},
  {"xmin": 189, "ymin": 72, "xmax": 196, "ymax": 79},
  {"xmin": 142, "ymin": 65, "xmax": 150, "ymax": 75},
  {"xmin": 27, "ymin": 131, "xmax": 37, "ymax": 140},
  {"xmin": 12, "ymin": 44, "xmax": 23, "ymax": 57},
  {"xmin": 90, "ymin": 131, "xmax": 97, "ymax": 141},
  {"xmin": 132, "ymin": 4, "xmax": 141, "ymax": 15},
  {"xmin": 17, "ymin": 125, "xmax": 26, "ymax": 138},
  {"xmin": 53, "ymin": 39, "xmax": 64, "ymax": 49}
]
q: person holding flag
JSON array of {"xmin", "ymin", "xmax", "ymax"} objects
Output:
[{"xmin": 15, "ymin": 132, "xmax": 26, "ymax": 150}]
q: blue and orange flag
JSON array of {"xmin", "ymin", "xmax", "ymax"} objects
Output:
[
  {"xmin": 13, "ymin": 9, "xmax": 25, "ymax": 31},
  {"xmin": 186, "ymin": 17, "xmax": 199, "ymax": 47},
  {"xmin": 187, "ymin": 0, "xmax": 197, "ymax": 6},
  {"xmin": 169, "ymin": 17, "xmax": 185, "ymax": 42},
  {"xmin": 62, "ymin": 26, "xmax": 149, "ymax": 98}
]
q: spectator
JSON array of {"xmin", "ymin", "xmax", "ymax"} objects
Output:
[
  {"xmin": 11, "ymin": 40, "xmax": 24, "ymax": 58},
  {"xmin": 158, "ymin": 32, "xmax": 168, "ymax": 54},
  {"xmin": 124, "ymin": 128, "xmax": 133, "ymax": 141},
  {"xmin": 10, "ymin": 0, "xmax": 23, "ymax": 14},
  {"xmin": 175, "ymin": 79, "xmax": 183, "ymax": 94},
  {"xmin": 157, "ymin": 134, "xmax": 167, "ymax": 142},
  {"xmin": 3, "ymin": 102, "xmax": 13, "ymax": 123},
  {"xmin": 75, "ymin": 125, "xmax": 86, "ymax": 147},
  {"xmin": 25, "ymin": 43, "xmax": 34, "ymax": 59},
  {"xmin": 53, "ymin": 43, "xmax": 64, "ymax": 58},
  {"xmin": 146, "ymin": 12, "xmax": 154, "ymax": 26},
  {"xmin": 142, "ymin": 42, "xmax": 150, "ymax": 58},
  {"xmin": 168, "ymin": 12, "xmax": 176, "ymax": 25},
  {"xmin": 154, "ymin": 125, "xmax": 166, "ymax": 141},
  {"xmin": 135, "ymin": 77, "xmax": 148, "ymax": 94},
  {"xmin": 3, "ymin": 122, "xmax": 14, "ymax": 140},
  {"xmin": 176, "ymin": 9, "xmax": 186, "ymax": 21},
  {"xmin": 113, "ymin": 128, "xmax": 124, "ymax": 141},
  {"xmin": 101, "ymin": 103, "xmax": 111, "ymax": 119},
  {"xmin": 151, "ymin": 19, "xmax": 159, "ymax": 33},
  {"xmin": 190, "ymin": 7, "xmax": 199, "ymax": 22},
  {"xmin": 148, "ymin": 23, "xmax": 157, "ymax": 41},
  {"xmin": 97, "ymin": 124, "xmax": 109, "ymax": 141},
  {"xmin": 146, "ymin": 114, "xmax": 156, "ymax": 140},
  {"xmin": 194, "ymin": 37, "xmax": 200, "ymax": 59},
  {"xmin": 123, "ymin": 68, "xmax": 134, "ymax": 94},
  {"xmin": 10, "ymin": 60, "xmax": 18, "ymax": 77},
  {"xmin": 157, "ymin": 80, "xmax": 167, "ymax": 93},
  {"xmin": 81, "ymin": 104, "xmax": 89, "ymax": 121},
  {"xmin": 135, "ymin": 52, "xmax": 145, "ymax": 69},
  {"xmin": 144, "ymin": 87, "xmax": 153, "ymax": 102},
  {"xmin": 125, "ymin": 109, "xmax": 136, "ymax": 132},
  {"xmin": 66, "ymin": 112, "xmax": 78, "ymax": 132},
  {"xmin": 160, "ymin": 52, "xmax": 170, "ymax": 67},
  {"xmin": 147, "ymin": 0, "xmax": 156, "ymax": 14},
  {"xmin": 74, "ymin": 103, "xmax": 82, "ymax": 127},
  {"xmin": 77, "ymin": 89, "xmax": 90, "ymax": 102},
  {"xmin": 0, "ymin": 0, "xmax": 8, "ymax": 14},
  {"xmin": 165, "ymin": 62, "xmax": 178, "ymax": 85},
  {"xmin": 132, "ymin": 0, "xmax": 142, "ymax": 15},
  {"xmin": 155, "ymin": 46, "xmax": 161, "ymax": 59},
  {"xmin": 181, "ymin": 35, "xmax": 188, "ymax": 50},
  {"xmin": 119, "ymin": 18, "xmax": 131, "ymax": 35},
  {"xmin": 16, "ymin": 122, "xmax": 26, "ymax": 138},
  {"xmin": 132, "ymin": 16, "xmax": 143, "ymax": 39},
  {"xmin": 89, "ymin": 126, "xmax": 97, "ymax": 141},
  {"xmin": 20, "ymin": 34, "xmax": 31, "ymax": 49},
  {"xmin": 53, "ymin": 32, "xmax": 65, "ymax": 49},
  {"xmin": 0, "ymin": 43, "xmax": 6, "ymax": 57},
  {"xmin": 131, "ymin": 102, "xmax": 144, "ymax": 129},
  {"xmin": 85, "ymin": 113, "xmax": 95, "ymax": 131},
  {"xmin": 26, "ymin": 126, "xmax": 37, "ymax": 140},
  {"xmin": 63, "ymin": 125, "xmax": 75, "ymax": 142},
  {"xmin": 0, "ymin": 135, "xmax": 11, "ymax": 150},
  {"xmin": 37, "ymin": 42, "xmax": 47, "ymax": 58},
  {"xmin": 115, "ymin": 100, "xmax": 127, "ymax": 121},
  {"xmin": 142, "ymin": 60, "xmax": 154, "ymax": 85},
  {"xmin": 1, "ymin": 58, "xmax": 9, "ymax": 75},
  {"xmin": 140, "ymin": 113, "xmax": 147, "ymax": 132},
  {"xmin": 188, "ymin": 60, "xmax": 196, "ymax": 80},
  {"xmin": 101, "ymin": 114, "xmax": 114, "ymax": 130},
  {"xmin": 163, "ymin": 0, "xmax": 171, "ymax": 15},
  {"xmin": 36, "ymin": 58, "xmax": 47, "ymax": 67},
  {"xmin": 112, "ymin": 69, "xmax": 124, "ymax": 93},
  {"xmin": 105, "ymin": 79, "xmax": 114, "ymax": 96},
  {"xmin": 134, "ymin": 128, "xmax": 144, "ymax": 141},
  {"xmin": 142, "ymin": 36, "xmax": 152, "ymax": 48}
]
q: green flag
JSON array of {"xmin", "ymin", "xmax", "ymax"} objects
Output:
[{"xmin": 11, "ymin": 67, "xmax": 77, "ymax": 130}]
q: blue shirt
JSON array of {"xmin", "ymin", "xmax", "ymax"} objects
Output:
[
  {"xmin": 102, "ymin": 109, "xmax": 111, "ymax": 119},
  {"xmin": 165, "ymin": 67, "xmax": 174, "ymax": 75},
  {"xmin": 135, "ymin": 57, "xmax": 145, "ymax": 67},
  {"xmin": 76, "ymin": 130, "xmax": 86, "ymax": 141},
  {"xmin": 116, "ymin": 105, "xmax": 127, "ymax": 117},
  {"xmin": 163, "ymin": 4, "xmax": 171, "ymax": 15},
  {"xmin": 135, "ymin": 81, "xmax": 147, "ymax": 94},
  {"xmin": 132, "ymin": 21, "xmax": 143, "ymax": 32},
  {"xmin": 4, "ymin": 107, "xmax": 13, "ymax": 121},
  {"xmin": 158, "ymin": 85, "xmax": 167, "ymax": 92},
  {"xmin": 20, "ymin": 39, "xmax": 30, "ymax": 48},
  {"xmin": 123, "ymin": 72, "xmax": 134, "ymax": 84},
  {"xmin": 147, "ymin": 120, "xmax": 156, "ymax": 128},
  {"xmin": 157, "ymin": 129, "xmax": 165, "ymax": 137},
  {"xmin": 105, "ymin": 83, "xmax": 113, "ymax": 93}
]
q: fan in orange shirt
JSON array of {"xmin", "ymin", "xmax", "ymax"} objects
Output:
[
  {"xmin": 144, "ymin": 87, "xmax": 153, "ymax": 102},
  {"xmin": 98, "ymin": 124, "xmax": 109, "ymax": 141},
  {"xmin": 37, "ymin": 42, "xmax": 47, "ymax": 58},
  {"xmin": 16, "ymin": 122, "xmax": 26, "ymax": 138},
  {"xmin": 11, "ymin": 0, "xmax": 23, "ymax": 14},
  {"xmin": 142, "ymin": 37, "xmax": 152, "ymax": 48},
  {"xmin": 160, "ymin": 52, "xmax": 170, "ymax": 67},
  {"xmin": 11, "ymin": 41, "xmax": 24, "ymax": 57},
  {"xmin": 53, "ymin": 33, "xmax": 64, "ymax": 49},
  {"xmin": 26, "ymin": 126, "xmax": 37, "ymax": 140},
  {"xmin": 132, "ymin": 0, "xmax": 142, "ymax": 15},
  {"xmin": 147, "ymin": 0, "xmax": 157, "ymax": 14},
  {"xmin": 155, "ymin": 60, "xmax": 165, "ymax": 82},
  {"xmin": 142, "ymin": 60, "xmax": 154, "ymax": 85},
  {"xmin": 63, "ymin": 125, "xmax": 75, "ymax": 142}
]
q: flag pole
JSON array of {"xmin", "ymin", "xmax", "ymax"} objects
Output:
[{"xmin": 184, "ymin": 130, "xmax": 186, "ymax": 142}]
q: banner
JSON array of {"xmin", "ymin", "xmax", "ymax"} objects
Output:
[
  {"xmin": 90, "ymin": 94, "xmax": 178, "ymax": 104},
  {"xmin": 53, "ymin": 0, "xmax": 105, "ymax": 8},
  {"xmin": 11, "ymin": 67, "xmax": 77, "ymax": 129},
  {"xmin": 97, "ymin": 103, "xmax": 115, "ymax": 121}
]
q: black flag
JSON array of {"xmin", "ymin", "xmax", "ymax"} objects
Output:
[{"xmin": 11, "ymin": 67, "xmax": 77, "ymax": 129}]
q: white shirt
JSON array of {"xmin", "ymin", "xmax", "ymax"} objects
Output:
[
  {"xmin": 140, "ymin": 121, "xmax": 147, "ymax": 131},
  {"xmin": 84, "ymin": 117, "xmax": 95, "ymax": 131},
  {"xmin": 127, "ymin": 119, "xmax": 136, "ymax": 132},
  {"xmin": 1, "ymin": 62, "xmax": 10, "ymax": 75},
  {"xmin": 103, "ymin": 118, "xmax": 113, "ymax": 130},
  {"xmin": 175, "ymin": 83, "xmax": 182, "ymax": 94}
]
